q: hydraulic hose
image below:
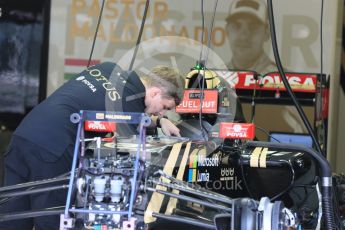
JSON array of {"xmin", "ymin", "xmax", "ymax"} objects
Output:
[
  {"xmin": 265, "ymin": 0, "xmax": 336, "ymax": 228},
  {"xmin": 322, "ymin": 186, "xmax": 336, "ymax": 230},
  {"xmin": 246, "ymin": 141, "xmax": 335, "ymax": 229}
]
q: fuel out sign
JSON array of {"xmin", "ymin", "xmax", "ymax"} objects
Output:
[{"xmin": 176, "ymin": 90, "xmax": 218, "ymax": 114}]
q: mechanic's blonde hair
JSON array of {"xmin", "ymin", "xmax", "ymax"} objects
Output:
[{"xmin": 142, "ymin": 66, "xmax": 184, "ymax": 104}]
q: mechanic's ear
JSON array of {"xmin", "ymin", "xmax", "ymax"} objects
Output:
[{"xmin": 150, "ymin": 87, "xmax": 162, "ymax": 97}]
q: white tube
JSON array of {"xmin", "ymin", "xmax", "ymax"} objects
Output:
[
  {"xmin": 110, "ymin": 177, "xmax": 123, "ymax": 203},
  {"xmin": 94, "ymin": 177, "xmax": 106, "ymax": 202}
]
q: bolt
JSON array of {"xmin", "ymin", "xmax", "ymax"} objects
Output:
[{"xmin": 295, "ymin": 158, "xmax": 304, "ymax": 168}]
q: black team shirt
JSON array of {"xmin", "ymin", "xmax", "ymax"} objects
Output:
[{"xmin": 14, "ymin": 62, "xmax": 146, "ymax": 159}]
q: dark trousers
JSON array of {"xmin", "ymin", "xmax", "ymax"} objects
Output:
[{"xmin": 0, "ymin": 135, "xmax": 73, "ymax": 230}]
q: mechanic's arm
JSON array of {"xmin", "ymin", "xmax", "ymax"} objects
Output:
[{"xmin": 152, "ymin": 116, "xmax": 181, "ymax": 137}]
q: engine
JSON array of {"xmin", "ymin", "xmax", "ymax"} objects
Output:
[
  {"xmin": 59, "ymin": 110, "xmax": 300, "ymax": 230},
  {"xmin": 72, "ymin": 138, "xmax": 144, "ymax": 229}
]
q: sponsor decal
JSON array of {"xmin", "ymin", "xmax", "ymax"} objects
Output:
[
  {"xmin": 217, "ymin": 71, "xmax": 317, "ymax": 93},
  {"xmin": 257, "ymin": 73, "xmax": 316, "ymax": 92},
  {"xmin": 215, "ymin": 70, "xmax": 239, "ymax": 87},
  {"xmin": 104, "ymin": 114, "xmax": 132, "ymax": 120},
  {"xmin": 197, "ymin": 153, "xmax": 219, "ymax": 167},
  {"xmin": 188, "ymin": 168, "xmax": 209, "ymax": 183},
  {"xmin": 187, "ymin": 150, "xmax": 219, "ymax": 182},
  {"xmin": 220, "ymin": 167, "xmax": 235, "ymax": 181},
  {"xmin": 219, "ymin": 123, "xmax": 255, "ymax": 140},
  {"xmin": 84, "ymin": 121, "xmax": 116, "ymax": 132},
  {"xmin": 176, "ymin": 90, "xmax": 218, "ymax": 114},
  {"xmin": 76, "ymin": 76, "xmax": 85, "ymax": 81},
  {"xmin": 219, "ymin": 167, "xmax": 243, "ymax": 190},
  {"xmin": 72, "ymin": 66, "xmax": 121, "ymax": 101},
  {"xmin": 75, "ymin": 75, "xmax": 97, "ymax": 93},
  {"xmin": 86, "ymin": 67, "xmax": 121, "ymax": 101},
  {"xmin": 96, "ymin": 113, "xmax": 105, "ymax": 120}
]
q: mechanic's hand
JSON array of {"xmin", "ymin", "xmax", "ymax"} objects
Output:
[{"xmin": 160, "ymin": 118, "xmax": 181, "ymax": 137}]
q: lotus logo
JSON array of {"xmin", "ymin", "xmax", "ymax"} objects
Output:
[{"xmin": 76, "ymin": 76, "xmax": 85, "ymax": 81}]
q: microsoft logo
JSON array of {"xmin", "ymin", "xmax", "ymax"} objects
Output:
[
  {"xmin": 188, "ymin": 153, "xmax": 198, "ymax": 182},
  {"xmin": 187, "ymin": 148, "xmax": 216, "ymax": 182}
]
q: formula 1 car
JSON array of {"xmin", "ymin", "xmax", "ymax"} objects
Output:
[{"xmin": 0, "ymin": 108, "xmax": 341, "ymax": 230}]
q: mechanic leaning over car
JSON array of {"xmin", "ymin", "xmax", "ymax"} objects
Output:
[{"xmin": 0, "ymin": 62, "xmax": 184, "ymax": 230}]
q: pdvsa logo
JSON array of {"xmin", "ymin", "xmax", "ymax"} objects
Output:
[
  {"xmin": 233, "ymin": 124, "xmax": 242, "ymax": 132},
  {"xmin": 76, "ymin": 76, "xmax": 85, "ymax": 81},
  {"xmin": 87, "ymin": 121, "xmax": 106, "ymax": 130},
  {"xmin": 84, "ymin": 121, "xmax": 116, "ymax": 132},
  {"xmin": 219, "ymin": 123, "xmax": 255, "ymax": 140}
]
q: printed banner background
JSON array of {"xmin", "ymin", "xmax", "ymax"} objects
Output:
[
  {"xmin": 47, "ymin": 0, "xmax": 343, "ymax": 171},
  {"xmin": 48, "ymin": 0, "xmax": 341, "ymax": 92}
]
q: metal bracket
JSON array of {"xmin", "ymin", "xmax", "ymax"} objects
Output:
[
  {"xmin": 59, "ymin": 214, "xmax": 74, "ymax": 230},
  {"xmin": 122, "ymin": 217, "xmax": 137, "ymax": 230}
]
